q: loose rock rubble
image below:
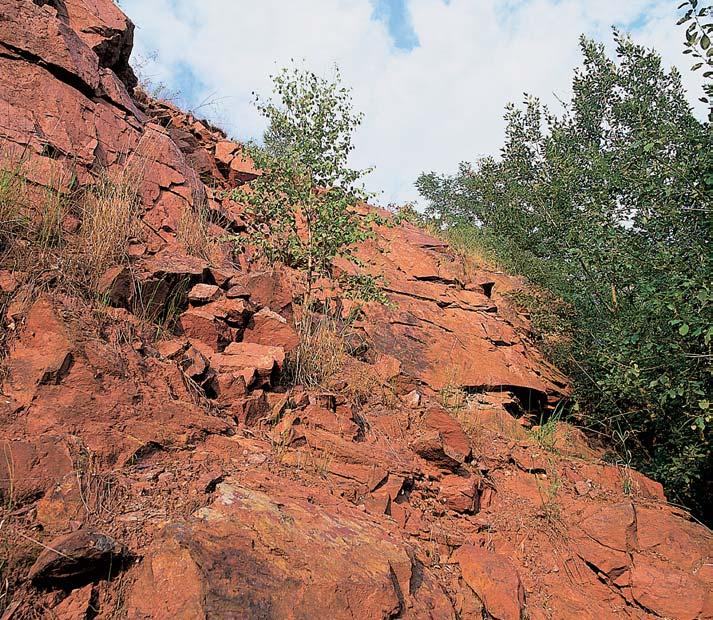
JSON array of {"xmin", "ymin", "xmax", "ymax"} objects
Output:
[{"xmin": 0, "ymin": 1, "xmax": 711, "ymax": 618}]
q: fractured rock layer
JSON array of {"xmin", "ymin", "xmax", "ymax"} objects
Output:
[{"xmin": 0, "ymin": 2, "xmax": 711, "ymax": 619}]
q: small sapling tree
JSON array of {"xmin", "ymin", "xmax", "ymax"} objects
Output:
[{"xmin": 233, "ymin": 65, "xmax": 375, "ymax": 306}]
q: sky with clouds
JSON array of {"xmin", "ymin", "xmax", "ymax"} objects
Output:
[{"xmin": 119, "ymin": 0, "xmax": 708, "ymax": 205}]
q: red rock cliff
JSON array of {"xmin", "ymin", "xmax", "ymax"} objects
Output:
[{"xmin": 0, "ymin": 1, "xmax": 711, "ymax": 619}]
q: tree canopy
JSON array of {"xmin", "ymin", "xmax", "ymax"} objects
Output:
[{"xmin": 417, "ymin": 32, "xmax": 713, "ymax": 518}]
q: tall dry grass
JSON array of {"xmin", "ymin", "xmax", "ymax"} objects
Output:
[
  {"xmin": 77, "ymin": 168, "xmax": 142, "ymax": 288},
  {"xmin": 1, "ymin": 163, "xmax": 69, "ymax": 254},
  {"xmin": 289, "ymin": 316, "xmax": 347, "ymax": 388},
  {"xmin": 36, "ymin": 184, "xmax": 67, "ymax": 250},
  {"xmin": 176, "ymin": 198, "xmax": 218, "ymax": 260},
  {"xmin": 0, "ymin": 153, "xmax": 143, "ymax": 284},
  {"xmin": 0, "ymin": 166, "xmax": 27, "ymax": 248},
  {"xmin": 286, "ymin": 314, "xmax": 396, "ymax": 408}
]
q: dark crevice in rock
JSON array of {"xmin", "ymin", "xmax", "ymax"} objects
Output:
[
  {"xmin": 385, "ymin": 288, "xmax": 445, "ymax": 306},
  {"xmin": 390, "ymin": 317, "xmax": 455, "ymax": 334},
  {"xmin": 39, "ymin": 352, "xmax": 74, "ymax": 385},
  {"xmin": 40, "ymin": 142, "xmax": 63, "ymax": 159},
  {"xmin": 126, "ymin": 441, "xmax": 164, "ymax": 465},
  {"xmin": 501, "ymin": 396, "xmax": 524, "ymax": 418},
  {"xmin": 464, "ymin": 384, "xmax": 548, "ymax": 414},
  {"xmin": 0, "ymin": 41, "xmax": 97, "ymax": 100},
  {"xmin": 580, "ymin": 558, "xmax": 652, "ymax": 615},
  {"xmin": 32, "ymin": 0, "xmax": 66, "ymax": 13},
  {"xmin": 387, "ymin": 563, "xmax": 406, "ymax": 618},
  {"xmin": 1, "ymin": 37, "xmax": 137, "ymax": 121},
  {"xmin": 487, "ymin": 338, "xmax": 514, "ymax": 346},
  {"xmin": 411, "ymin": 275, "xmax": 460, "ymax": 285},
  {"xmin": 386, "ymin": 288, "xmax": 496, "ymax": 315},
  {"xmin": 447, "ymin": 302, "xmax": 498, "ymax": 314},
  {"xmin": 95, "ymin": 84, "xmax": 141, "ymax": 119},
  {"xmin": 88, "ymin": 19, "xmax": 137, "ymax": 91}
]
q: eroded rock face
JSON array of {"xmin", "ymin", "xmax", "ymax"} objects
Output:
[
  {"xmin": 126, "ymin": 478, "xmax": 453, "ymax": 620},
  {"xmin": 0, "ymin": 0, "xmax": 224, "ymax": 267},
  {"xmin": 453, "ymin": 545, "xmax": 525, "ymax": 620},
  {"xmin": 0, "ymin": 436, "xmax": 73, "ymax": 504},
  {"xmin": 1, "ymin": 1, "xmax": 712, "ymax": 619},
  {"xmin": 63, "ymin": 0, "xmax": 139, "ymax": 89},
  {"xmin": 29, "ymin": 529, "xmax": 128, "ymax": 588},
  {"xmin": 351, "ymin": 222, "xmax": 569, "ymax": 411}
]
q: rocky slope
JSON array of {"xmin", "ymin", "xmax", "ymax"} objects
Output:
[{"xmin": 0, "ymin": 1, "xmax": 711, "ymax": 619}]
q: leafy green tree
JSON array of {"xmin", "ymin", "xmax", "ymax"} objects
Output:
[
  {"xmin": 678, "ymin": 0, "xmax": 713, "ymax": 120},
  {"xmin": 233, "ymin": 65, "xmax": 372, "ymax": 302},
  {"xmin": 418, "ymin": 32, "xmax": 713, "ymax": 519}
]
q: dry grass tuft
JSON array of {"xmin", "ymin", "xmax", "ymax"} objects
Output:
[
  {"xmin": 337, "ymin": 358, "xmax": 398, "ymax": 409},
  {"xmin": 0, "ymin": 163, "xmax": 71, "ymax": 255},
  {"xmin": 176, "ymin": 198, "xmax": 218, "ymax": 261},
  {"xmin": 287, "ymin": 314, "xmax": 397, "ymax": 409},
  {"xmin": 438, "ymin": 383, "xmax": 468, "ymax": 412},
  {"xmin": 36, "ymin": 185, "xmax": 68, "ymax": 250},
  {"xmin": 288, "ymin": 316, "xmax": 347, "ymax": 388},
  {"xmin": 73, "ymin": 449, "xmax": 126, "ymax": 524},
  {"xmin": 77, "ymin": 168, "xmax": 142, "ymax": 287},
  {"xmin": 535, "ymin": 466, "xmax": 564, "ymax": 532},
  {"xmin": 0, "ymin": 155, "xmax": 143, "ymax": 297},
  {"xmin": 0, "ymin": 158, "xmax": 148, "ymax": 389},
  {"xmin": 530, "ymin": 403, "xmax": 564, "ymax": 452},
  {"xmin": 288, "ymin": 444, "xmax": 334, "ymax": 479},
  {"xmin": 0, "ymin": 165, "xmax": 27, "ymax": 247}
]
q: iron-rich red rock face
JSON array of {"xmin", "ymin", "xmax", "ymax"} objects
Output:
[
  {"xmin": 28, "ymin": 528, "xmax": 128, "ymax": 588},
  {"xmin": 454, "ymin": 544, "xmax": 526, "ymax": 620},
  {"xmin": 1, "ymin": 1, "xmax": 712, "ymax": 619},
  {"xmin": 126, "ymin": 476, "xmax": 454, "ymax": 620},
  {"xmin": 349, "ymin": 222, "xmax": 568, "ymax": 408}
]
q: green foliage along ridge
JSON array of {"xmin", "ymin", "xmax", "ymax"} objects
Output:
[{"xmin": 417, "ymin": 32, "xmax": 713, "ymax": 520}]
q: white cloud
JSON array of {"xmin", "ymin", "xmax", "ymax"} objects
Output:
[{"xmin": 121, "ymin": 0, "xmax": 708, "ymax": 205}]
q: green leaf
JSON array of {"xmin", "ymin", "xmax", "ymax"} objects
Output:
[{"xmin": 679, "ymin": 324, "xmax": 690, "ymax": 336}]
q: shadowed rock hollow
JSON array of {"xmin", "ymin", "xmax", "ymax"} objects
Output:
[{"xmin": 0, "ymin": 1, "xmax": 711, "ymax": 618}]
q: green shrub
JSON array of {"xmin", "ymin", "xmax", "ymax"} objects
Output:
[
  {"xmin": 233, "ymin": 65, "xmax": 375, "ymax": 305},
  {"xmin": 418, "ymin": 32, "xmax": 713, "ymax": 520}
]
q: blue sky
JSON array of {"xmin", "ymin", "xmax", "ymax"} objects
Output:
[
  {"xmin": 121, "ymin": 0, "xmax": 707, "ymax": 204},
  {"xmin": 372, "ymin": 0, "xmax": 420, "ymax": 50}
]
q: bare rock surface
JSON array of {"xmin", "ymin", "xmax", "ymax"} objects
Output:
[
  {"xmin": 127, "ymin": 477, "xmax": 453, "ymax": 619},
  {"xmin": 28, "ymin": 528, "xmax": 128, "ymax": 587}
]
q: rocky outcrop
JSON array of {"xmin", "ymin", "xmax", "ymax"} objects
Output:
[
  {"xmin": 454, "ymin": 545, "xmax": 525, "ymax": 620},
  {"xmin": 351, "ymin": 222, "xmax": 567, "ymax": 411},
  {"xmin": 127, "ymin": 477, "xmax": 453, "ymax": 619},
  {"xmin": 28, "ymin": 528, "xmax": 129, "ymax": 588},
  {"xmin": 0, "ymin": 2, "xmax": 711, "ymax": 619}
]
